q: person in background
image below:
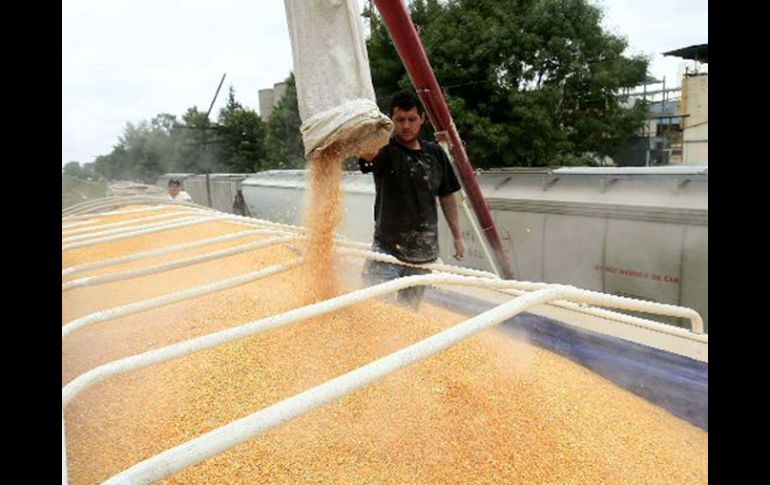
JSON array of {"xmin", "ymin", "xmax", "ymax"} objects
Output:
[
  {"xmin": 232, "ymin": 189, "xmax": 251, "ymax": 217},
  {"xmin": 167, "ymin": 179, "xmax": 193, "ymax": 202}
]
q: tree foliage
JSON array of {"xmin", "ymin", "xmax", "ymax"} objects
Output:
[
  {"xmin": 366, "ymin": 0, "xmax": 649, "ymax": 167},
  {"xmin": 89, "ymin": 87, "xmax": 276, "ymax": 182},
  {"xmin": 84, "ymin": 0, "xmax": 650, "ymax": 181},
  {"xmin": 264, "ymin": 74, "xmax": 305, "ymax": 169},
  {"xmin": 62, "ymin": 161, "xmax": 82, "ymax": 178},
  {"xmin": 216, "ymin": 87, "xmax": 268, "ymax": 172}
]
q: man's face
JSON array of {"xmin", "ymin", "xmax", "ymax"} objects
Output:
[
  {"xmin": 169, "ymin": 184, "xmax": 181, "ymax": 197},
  {"xmin": 391, "ymin": 106, "xmax": 425, "ymax": 144}
]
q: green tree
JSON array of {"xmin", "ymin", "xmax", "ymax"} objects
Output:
[
  {"xmin": 217, "ymin": 86, "xmax": 268, "ymax": 172},
  {"xmin": 92, "ymin": 154, "xmax": 112, "ymax": 180},
  {"xmin": 151, "ymin": 113, "xmax": 178, "ymax": 135},
  {"xmin": 92, "ymin": 143, "xmax": 132, "ymax": 181},
  {"xmin": 366, "ymin": 0, "xmax": 649, "ymax": 167},
  {"xmin": 264, "ymin": 74, "xmax": 305, "ymax": 169},
  {"xmin": 62, "ymin": 161, "xmax": 83, "ymax": 178},
  {"xmin": 81, "ymin": 162, "xmax": 96, "ymax": 179},
  {"xmin": 174, "ymin": 106, "xmax": 217, "ymax": 174},
  {"xmin": 90, "ymin": 113, "xmax": 181, "ymax": 182},
  {"xmin": 117, "ymin": 121, "xmax": 164, "ymax": 182}
]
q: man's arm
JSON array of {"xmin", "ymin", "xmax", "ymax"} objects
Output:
[
  {"xmin": 358, "ymin": 151, "xmax": 379, "ymax": 173},
  {"xmin": 439, "ymin": 192, "xmax": 465, "ymax": 261}
]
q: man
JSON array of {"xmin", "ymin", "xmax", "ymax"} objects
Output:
[
  {"xmin": 167, "ymin": 179, "xmax": 193, "ymax": 202},
  {"xmin": 359, "ymin": 90, "xmax": 465, "ymax": 310},
  {"xmin": 232, "ymin": 189, "xmax": 251, "ymax": 217}
]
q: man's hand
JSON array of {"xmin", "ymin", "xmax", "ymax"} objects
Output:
[
  {"xmin": 453, "ymin": 236, "xmax": 466, "ymax": 261},
  {"xmin": 359, "ymin": 151, "xmax": 378, "ymax": 173}
]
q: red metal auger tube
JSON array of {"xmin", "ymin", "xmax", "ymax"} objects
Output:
[{"xmin": 372, "ymin": 0, "xmax": 514, "ymax": 279}]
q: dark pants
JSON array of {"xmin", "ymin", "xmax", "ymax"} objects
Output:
[{"xmin": 362, "ymin": 245, "xmax": 432, "ymax": 311}]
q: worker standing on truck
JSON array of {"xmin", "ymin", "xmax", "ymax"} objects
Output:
[
  {"xmin": 167, "ymin": 179, "xmax": 193, "ymax": 202},
  {"xmin": 359, "ymin": 91, "xmax": 465, "ymax": 310},
  {"xmin": 232, "ymin": 189, "xmax": 250, "ymax": 217}
]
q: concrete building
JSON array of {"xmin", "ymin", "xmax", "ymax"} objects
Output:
[
  {"xmin": 615, "ymin": 44, "xmax": 707, "ymax": 167},
  {"xmin": 258, "ymin": 81, "xmax": 288, "ymax": 120},
  {"xmin": 664, "ymin": 44, "xmax": 708, "ymax": 165},
  {"xmin": 679, "ymin": 72, "xmax": 708, "ymax": 164},
  {"xmin": 616, "ymin": 76, "xmax": 683, "ymax": 166}
]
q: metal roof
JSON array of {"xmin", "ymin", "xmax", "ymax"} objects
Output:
[{"xmin": 663, "ymin": 44, "xmax": 708, "ymax": 63}]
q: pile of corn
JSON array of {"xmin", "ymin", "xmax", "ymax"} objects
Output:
[{"xmin": 62, "ymin": 207, "xmax": 707, "ymax": 484}]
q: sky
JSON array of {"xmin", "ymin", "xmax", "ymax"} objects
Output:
[{"xmin": 62, "ymin": 0, "xmax": 707, "ymax": 167}]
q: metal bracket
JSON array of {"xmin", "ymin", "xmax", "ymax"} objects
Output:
[
  {"xmin": 675, "ymin": 178, "xmax": 691, "ymax": 193},
  {"xmin": 543, "ymin": 176, "xmax": 560, "ymax": 191},
  {"xmin": 494, "ymin": 176, "xmax": 512, "ymax": 191},
  {"xmin": 599, "ymin": 177, "xmax": 619, "ymax": 193}
]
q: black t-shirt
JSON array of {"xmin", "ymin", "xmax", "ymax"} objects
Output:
[{"xmin": 359, "ymin": 137, "xmax": 461, "ymax": 263}]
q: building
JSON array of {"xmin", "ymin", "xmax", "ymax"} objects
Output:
[
  {"xmin": 664, "ymin": 44, "xmax": 708, "ymax": 164},
  {"xmin": 615, "ymin": 76, "xmax": 683, "ymax": 166},
  {"xmin": 258, "ymin": 81, "xmax": 288, "ymax": 120},
  {"xmin": 615, "ymin": 44, "xmax": 707, "ymax": 167}
]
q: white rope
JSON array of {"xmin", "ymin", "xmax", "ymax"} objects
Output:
[
  {"xmin": 61, "ymin": 259, "xmax": 303, "ymax": 338},
  {"xmin": 63, "ymin": 205, "xmax": 178, "ymax": 221},
  {"xmin": 63, "ymin": 236, "xmax": 299, "ymax": 292},
  {"xmin": 62, "ymin": 216, "xmax": 233, "ymax": 251},
  {"xmin": 62, "ymin": 229, "xmax": 294, "ymax": 278},
  {"xmin": 62, "ymin": 219, "xmax": 100, "ymax": 229},
  {"xmin": 61, "ymin": 211, "xmax": 209, "ymax": 236},
  {"xmin": 62, "ymin": 216, "xmax": 214, "ymax": 244}
]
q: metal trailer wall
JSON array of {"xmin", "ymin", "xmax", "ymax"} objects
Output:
[
  {"xmin": 178, "ymin": 176, "xmax": 209, "ymax": 207},
  {"xmin": 239, "ymin": 166, "xmax": 709, "ymax": 331},
  {"xmin": 161, "ymin": 174, "xmax": 251, "ymax": 213},
  {"xmin": 241, "ymin": 170, "xmax": 375, "ymax": 242},
  {"xmin": 440, "ymin": 167, "xmax": 708, "ymax": 331}
]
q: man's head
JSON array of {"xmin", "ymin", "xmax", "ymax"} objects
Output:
[
  {"xmin": 168, "ymin": 179, "xmax": 182, "ymax": 197},
  {"xmin": 389, "ymin": 91, "xmax": 426, "ymax": 145}
]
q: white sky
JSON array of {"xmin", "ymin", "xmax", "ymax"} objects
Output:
[{"xmin": 62, "ymin": 0, "xmax": 707, "ymax": 167}]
